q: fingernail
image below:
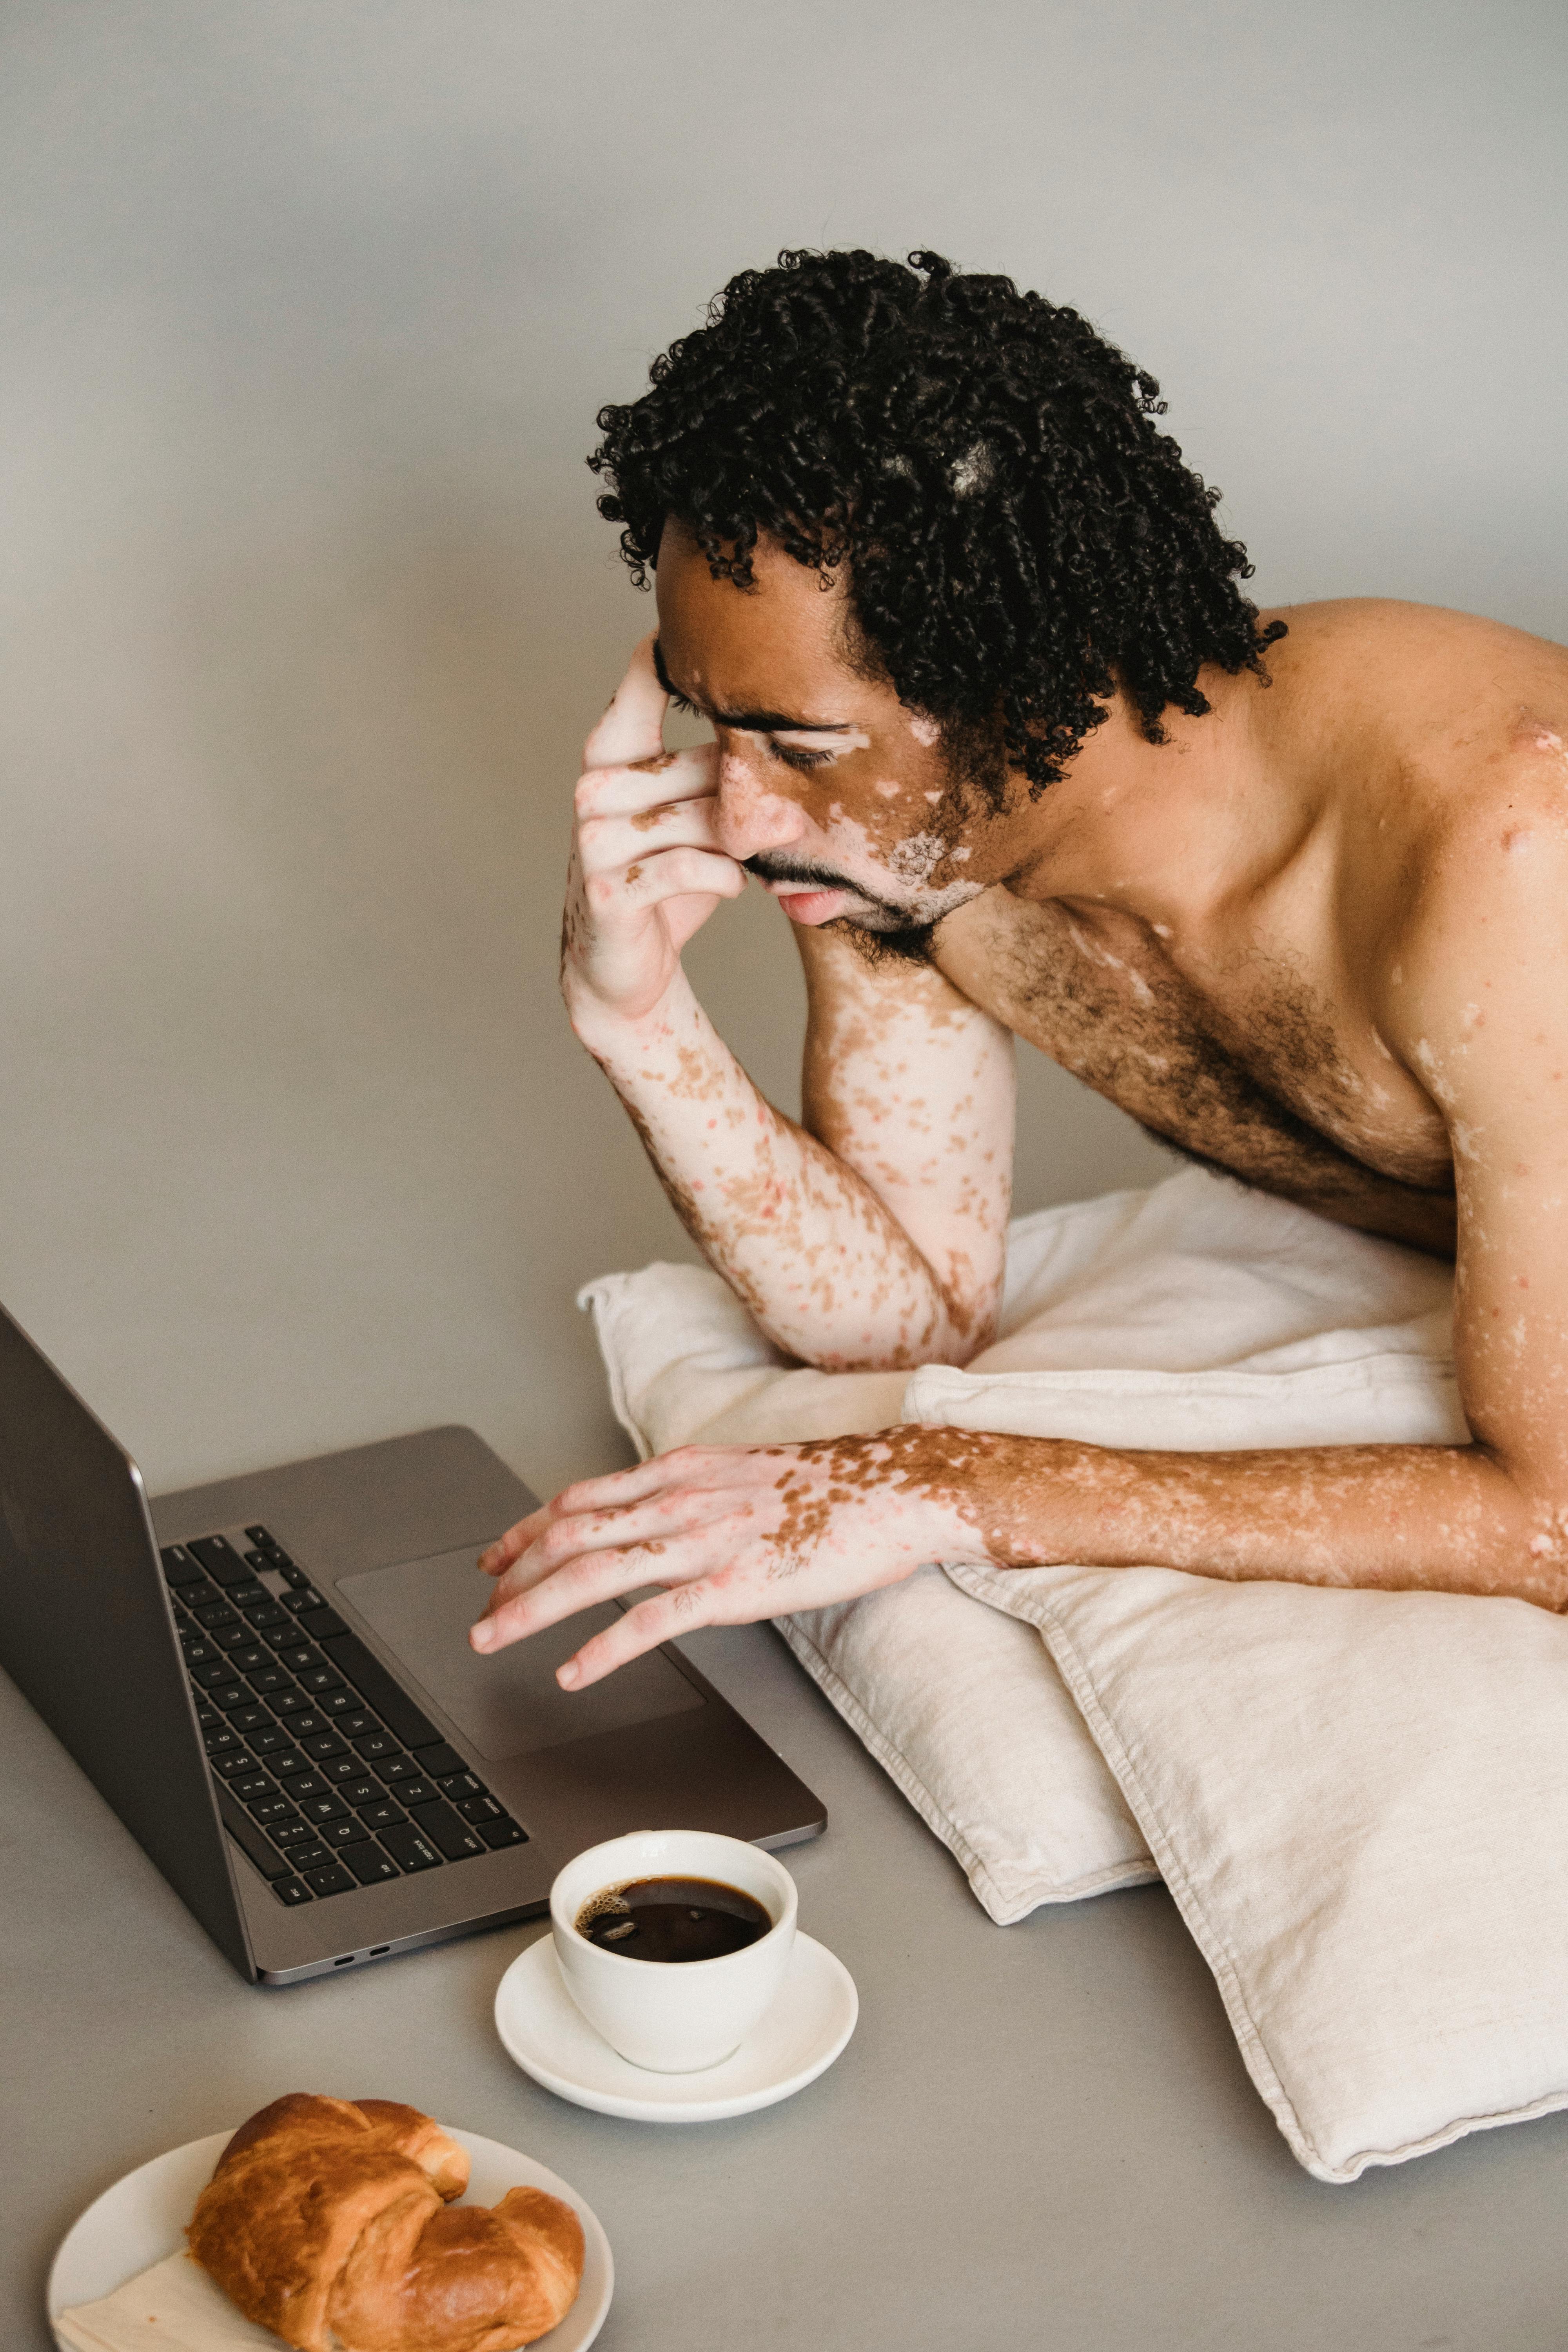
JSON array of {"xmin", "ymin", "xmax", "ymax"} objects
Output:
[
  {"xmin": 558, "ymin": 1661, "xmax": 580, "ymax": 1688},
  {"xmin": 471, "ymin": 1621, "xmax": 494, "ymax": 1651}
]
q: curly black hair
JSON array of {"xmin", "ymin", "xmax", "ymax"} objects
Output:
[{"xmin": 589, "ymin": 249, "xmax": 1284, "ymax": 796}]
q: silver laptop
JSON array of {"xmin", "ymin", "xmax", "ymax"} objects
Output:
[{"xmin": 0, "ymin": 1300, "xmax": 824, "ymax": 1984}]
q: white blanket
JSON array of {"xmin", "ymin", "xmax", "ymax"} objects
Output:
[{"xmin": 582, "ymin": 1169, "xmax": 1568, "ymax": 2182}]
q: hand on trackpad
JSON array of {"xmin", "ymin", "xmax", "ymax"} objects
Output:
[{"xmin": 336, "ymin": 1548, "xmax": 704, "ymax": 1762}]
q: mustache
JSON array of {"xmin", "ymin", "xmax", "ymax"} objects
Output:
[{"xmin": 741, "ymin": 853, "xmax": 863, "ymax": 894}]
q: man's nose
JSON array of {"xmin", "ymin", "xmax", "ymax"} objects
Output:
[{"xmin": 712, "ymin": 743, "xmax": 806, "ymax": 862}]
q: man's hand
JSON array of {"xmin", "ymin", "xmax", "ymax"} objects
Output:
[
  {"xmin": 470, "ymin": 1436, "xmax": 984, "ymax": 1688},
  {"xmin": 563, "ymin": 637, "xmax": 744, "ymax": 1033}
]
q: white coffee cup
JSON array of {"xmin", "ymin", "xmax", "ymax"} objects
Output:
[{"xmin": 549, "ymin": 1828, "xmax": 798, "ymax": 2073}]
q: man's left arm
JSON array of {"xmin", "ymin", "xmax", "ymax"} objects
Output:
[{"xmin": 473, "ymin": 818, "xmax": 1568, "ymax": 1684}]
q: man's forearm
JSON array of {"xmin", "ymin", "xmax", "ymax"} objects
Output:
[
  {"xmin": 573, "ymin": 973, "xmax": 981, "ymax": 1370},
  {"xmin": 860, "ymin": 1425, "xmax": 1568, "ymax": 1606}
]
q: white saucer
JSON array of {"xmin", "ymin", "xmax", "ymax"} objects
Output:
[
  {"xmin": 46, "ymin": 2124, "xmax": 613, "ymax": 2350},
  {"xmin": 493, "ymin": 1930, "xmax": 858, "ymax": 2124}
]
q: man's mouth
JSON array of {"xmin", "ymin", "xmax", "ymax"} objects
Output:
[{"xmin": 742, "ymin": 855, "xmax": 870, "ymax": 926}]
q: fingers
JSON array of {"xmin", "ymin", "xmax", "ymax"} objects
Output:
[
  {"xmin": 476, "ymin": 1450, "xmax": 727, "ymax": 1577},
  {"xmin": 473, "ymin": 1524, "xmax": 727, "ymax": 1656},
  {"xmin": 576, "ymin": 796, "xmax": 721, "ymax": 877},
  {"xmin": 582, "ymin": 636, "xmax": 666, "ymax": 770},
  {"xmin": 603, "ymin": 849, "xmax": 746, "ymax": 909},
  {"xmin": 575, "ymin": 743, "xmax": 717, "ymax": 821},
  {"xmin": 558, "ymin": 1584, "xmax": 722, "ymax": 1689}
]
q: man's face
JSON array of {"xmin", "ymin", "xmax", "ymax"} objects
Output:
[{"xmin": 652, "ymin": 519, "xmax": 1002, "ymax": 939}]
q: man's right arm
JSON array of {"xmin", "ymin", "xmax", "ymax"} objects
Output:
[{"xmin": 563, "ymin": 642, "xmax": 1016, "ymax": 1371}]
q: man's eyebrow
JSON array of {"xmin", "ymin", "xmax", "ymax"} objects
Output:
[{"xmin": 652, "ymin": 636, "xmax": 852, "ymax": 735}]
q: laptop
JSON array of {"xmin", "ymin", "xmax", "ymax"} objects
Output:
[{"xmin": 0, "ymin": 1300, "xmax": 825, "ymax": 1984}]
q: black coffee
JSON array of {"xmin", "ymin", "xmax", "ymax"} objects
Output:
[{"xmin": 575, "ymin": 1876, "xmax": 772, "ymax": 1963}]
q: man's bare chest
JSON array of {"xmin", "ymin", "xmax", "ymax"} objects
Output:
[{"xmin": 936, "ymin": 895, "xmax": 1458, "ymax": 1256}]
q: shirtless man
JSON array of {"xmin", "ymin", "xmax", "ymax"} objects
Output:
[{"xmin": 471, "ymin": 248, "xmax": 1568, "ymax": 1688}]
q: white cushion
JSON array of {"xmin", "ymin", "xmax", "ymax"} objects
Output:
[{"xmin": 950, "ymin": 1559, "xmax": 1568, "ymax": 2183}]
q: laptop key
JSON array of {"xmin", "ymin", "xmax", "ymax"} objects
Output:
[
  {"xmin": 289, "ymin": 1710, "xmax": 328, "ymax": 1740},
  {"xmin": 203, "ymin": 1726, "xmax": 240, "ymax": 1755},
  {"xmin": 212, "ymin": 1748, "xmax": 263, "ymax": 1779},
  {"xmin": 285, "ymin": 1585, "xmax": 328, "ymax": 1614},
  {"xmin": 208, "ymin": 1683, "xmax": 248, "ymax": 1712},
  {"xmin": 299, "ymin": 1729, "xmax": 346, "ymax": 1759},
  {"xmin": 161, "ymin": 1544, "xmax": 204, "ymax": 1584},
  {"xmin": 196, "ymin": 1702, "xmax": 223, "ymax": 1730},
  {"xmin": 419, "ymin": 1744, "xmax": 468, "ymax": 1782},
  {"xmin": 295, "ymin": 1606, "xmax": 348, "ymax": 1641},
  {"xmin": 437, "ymin": 1770, "xmax": 483, "ymax": 1801},
  {"xmin": 344, "ymin": 1844, "xmax": 401, "ymax": 1887},
  {"xmin": 190, "ymin": 1535, "xmax": 250, "ymax": 1586},
  {"xmin": 407, "ymin": 1800, "xmax": 486, "ymax": 1862},
  {"xmin": 226, "ymin": 1644, "xmax": 270, "ymax": 1675},
  {"xmin": 304, "ymin": 1865, "xmax": 356, "ymax": 1898},
  {"xmin": 250, "ymin": 1797, "xmax": 294, "ymax": 1827},
  {"xmin": 192, "ymin": 1599, "xmax": 239, "ymax": 1629},
  {"xmin": 279, "ymin": 1643, "xmax": 322, "ymax": 1673},
  {"xmin": 318, "ymin": 1689, "xmax": 359, "ymax": 1717},
  {"xmin": 477, "ymin": 1817, "xmax": 528, "ymax": 1849},
  {"xmin": 249, "ymin": 1603, "xmax": 292, "ymax": 1633},
  {"xmin": 281, "ymin": 1769, "xmax": 328, "ymax": 1799},
  {"xmin": 217, "ymin": 1786, "xmax": 292, "ymax": 1881},
  {"xmin": 180, "ymin": 1634, "xmax": 217, "ymax": 1666},
  {"xmin": 247, "ymin": 1724, "xmax": 290, "ymax": 1756},
  {"xmin": 299, "ymin": 1793, "xmax": 349, "ymax": 1826},
  {"xmin": 290, "ymin": 1842, "xmax": 333, "ymax": 1873},
  {"xmin": 377, "ymin": 1755, "xmax": 420, "ymax": 1784},
  {"xmin": 341, "ymin": 1778, "xmax": 381, "ymax": 1807},
  {"xmin": 228, "ymin": 1704, "xmax": 270, "ymax": 1734},
  {"xmin": 321, "ymin": 1755, "xmax": 365, "ymax": 1784},
  {"xmin": 244, "ymin": 1524, "xmax": 274, "ymax": 1546},
  {"xmin": 323, "ymin": 1816, "xmax": 371, "ymax": 1847},
  {"xmin": 271, "ymin": 1689, "xmax": 310, "ymax": 1716},
  {"xmin": 298, "ymin": 1668, "xmax": 345, "ymax": 1697},
  {"xmin": 314, "ymin": 1632, "xmax": 443, "ymax": 1751},
  {"xmin": 246, "ymin": 1666, "xmax": 290, "ymax": 1697},
  {"xmin": 337, "ymin": 1710, "xmax": 379, "ymax": 1739},
  {"xmin": 272, "ymin": 1816, "xmax": 317, "ymax": 1845},
  {"xmin": 353, "ymin": 1731, "xmax": 397, "ymax": 1763},
  {"xmin": 457, "ymin": 1795, "xmax": 503, "ymax": 1824},
  {"xmin": 191, "ymin": 1657, "xmax": 239, "ymax": 1690},
  {"xmin": 273, "ymin": 1876, "xmax": 312, "ymax": 1906},
  {"xmin": 230, "ymin": 1772, "xmax": 275, "ymax": 1803},
  {"xmin": 358, "ymin": 1798, "xmax": 406, "ymax": 1831},
  {"xmin": 379, "ymin": 1823, "xmax": 443, "ymax": 1873},
  {"xmin": 211, "ymin": 1622, "xmax": 256, "ymax": 1653}
]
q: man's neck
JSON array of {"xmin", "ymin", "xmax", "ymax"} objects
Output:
[{"xmin": 988, "ymin": 668, "xmax": 1313, "ymax": 942}]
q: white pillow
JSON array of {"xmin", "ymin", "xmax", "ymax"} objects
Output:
[{"xmin": 951, "ymin": 1559, "xmax": 1568, "ymax": 2184}]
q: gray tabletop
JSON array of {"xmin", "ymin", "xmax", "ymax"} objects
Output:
[{"xmin": 9, "ymin": 1593, "xmax": 1568, "ymax": 2352}]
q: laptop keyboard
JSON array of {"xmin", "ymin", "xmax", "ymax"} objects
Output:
[{"xmin": 160, "ymin": 1524, "xmax": 528, "ymax": 1908}]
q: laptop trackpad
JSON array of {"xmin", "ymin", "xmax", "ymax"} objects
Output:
[{"xmin": 336, "ymin": 1548, "xmax": 705, "ymax": 1761}]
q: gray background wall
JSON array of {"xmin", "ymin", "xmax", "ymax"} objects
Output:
[{"xmin": 2, "ymin": 0, "xmax": 1564, "ymax": 1503}]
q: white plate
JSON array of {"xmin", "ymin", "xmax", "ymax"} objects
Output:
[
  {"xmin": 47, "ymin": 2123, "xmax": 613, "ymax": 2350},
  {"xmin": 494, "ymin": 1929, "xmax": 858, "ymax": 2123}
]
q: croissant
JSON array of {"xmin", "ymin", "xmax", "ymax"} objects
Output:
[{"xmin": 186, "ymin": 2093, "xmax": 584, "ymax": 2352}]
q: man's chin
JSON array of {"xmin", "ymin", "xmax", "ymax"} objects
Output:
[{"xmin": 824, "ymin": 912, "xmax": 939, "ymax": 967}]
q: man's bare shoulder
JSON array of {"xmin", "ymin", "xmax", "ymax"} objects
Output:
[{"xmin": 1260, "ymin": 597, "xmax": 1568, "ymax": 750}]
